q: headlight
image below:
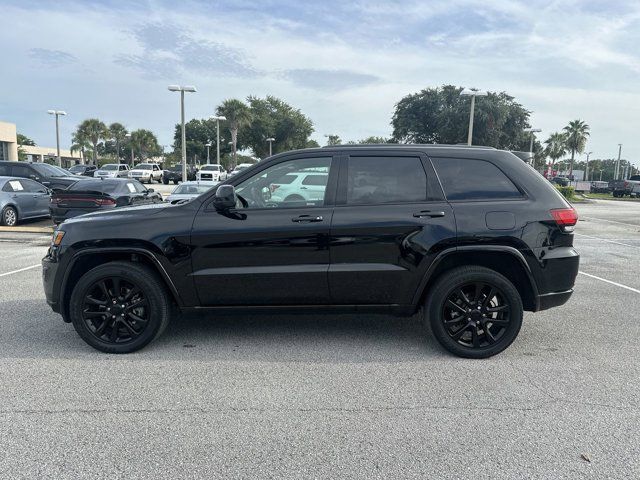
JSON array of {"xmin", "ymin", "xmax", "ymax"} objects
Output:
[{"xmin": 52, "ymin": 230, "xmax": 65, "ymax": 246}]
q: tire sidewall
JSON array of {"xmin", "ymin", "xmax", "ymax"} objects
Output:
[
  {"xmin": 2, "ymin": 206, "xmax": 17, "ymax": 226},
  {"xmin": 69, "ymin": 263, "xmax": 168, "ymax": 353},
  {"xmin": 427, "ymin": 267, "xmax": 523, "ymax": 359}
]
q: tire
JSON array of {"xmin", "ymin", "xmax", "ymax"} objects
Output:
[
  {"xmin": 1, "ymin": 206, "xmax": 18, "ymax": 226},
  {"xmin": 425, "ymin": 266, "xmax": 523, "ymax": 359},
  {"xmin": 173, "ymin": 180, "xmax": 179, "ymax": 185},
  {"xmin": 163, "ymin": 178, "xmax": 169, "ymax": 185},
  {"xmin": 68, "ymin": 261, "xmax": 171, "ymax": 353}
]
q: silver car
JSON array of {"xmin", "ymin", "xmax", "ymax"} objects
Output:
[
  {"xmin": 0, "ymin": 176, "xmax": 51, "ymax": 226},
  {"xmin": 94, "ymin": 164, "xmax": 130, "ymax": 178},
  {"xmin": 165, "ymin": 181, "xmax": 215, "ymax": 204}
]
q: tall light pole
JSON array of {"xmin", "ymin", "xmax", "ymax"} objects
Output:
[
  {"xmin": 584, "ymin": 151, "xmax": 592, "ymax": 182},
  {"xmin": 615, "ymin": 144, "xmax": 623, "ymax": 180},
  {"xmin": 523, "ymin": 127, "xmax": 542, "ymax": 168},
  {"xmin": 460, "ymin": 88, "xmax": 487, "ymax": 145},
  {"xmin": 125, "ymin": 133, "xmax": 134, "ymax": 165},
  {"xmin": 209, "ymin": 115, "xmax": 226, "ymax": 166},
  {"xmin": 266, "ymin": 137, "xmax": 275, "ymax": 157},
  {"xmin": 168, "ymin": 85, "xmax": 197, "ymax": 182},
  {"xmin": 205, "ymin": 142, "xmax": 212, "ymax": 165},
  {"xmin": 47, "ymin": 110, "xmax": 66, "ymax": 167}
]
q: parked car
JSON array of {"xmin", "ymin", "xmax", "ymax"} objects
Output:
[
  {"xmin": 94, "ymin": 164, "xmax": 129, "ymax": 179},
  {"xmin": 196, "ymin": 164, "xmax": 227, "ymax": 183},
  {"xmin": 0, "ymin": 161, "xmax": 87, "ymax": 190},
  {"xmin": 609, "ymin": 175, "xmax": 640, "ymax": 197},
  {"xmin": 162, "ymin": 164, "xmax": 197, "ymax": 184},
  {"xmin": 69, "ymin": 164, "xmax": 98, "ymax": 177},
  {"xmin": 229, "ymin": 163, "xmax": 253, "ymax": 177},
  {"xmin": 589, "ymin": 181, "xmax": 610, "ymax": 194},
  {"xmin": 268, "ymin": 171, "xmax": 328, "ymax": 203},
  {"xmin": 165, "ymin": 181, "xmax": 215, "ymax": 204},
  {"xmin": 43, "ymin": 144, "xmax": 579, "ymax": 356},
  {"xmin": 49, "ymin": 178, "xmax": 163, "ymax": 224},
  {"xmin": 0, "ymin": 176, "xmax": 51, "ymax": 226},
  {"xmin": 550, "ymin": 176, "xmax": 569, "ymax": 187},
  {"xmin": 129, "ymin": 163, "xmax": 163, "ymax": 183}
]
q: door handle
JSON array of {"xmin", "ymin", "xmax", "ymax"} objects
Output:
[
  {"xmin": 413, "ymin": 210, "xmax": 445, "ymax": 218},
  {"xmin": 292, "ymin": 215, "xmax": 323, "ymax": 223},
  {"xmin": 300, "ymin": 186, "xmax": 308, "ymax": 190}
]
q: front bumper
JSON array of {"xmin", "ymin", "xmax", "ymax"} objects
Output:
[{"xmin": 42, "ymin": 253, "xmax": 61, "ymax": 313}]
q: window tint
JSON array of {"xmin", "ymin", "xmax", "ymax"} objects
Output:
[
  {"xmin": 0, "ymin": 165, "xmax": 9, "ymax": 176},
  {"xmin": 432, "ymin": 157, "xmax": 521, "ymax": 201},
  {"xmin": 70, "ymin": 180, "xmax": 119, "ymax": 193},
  {"xmin": 346, "ymin": 156, "xmax": 427, "ymax": 205},
  {"xmin": 236, "ymin": 157, "xmax": 331, "ymax": 209},
  {"xmin": 20, "ymin": 179, "xmax": 48, "ymax": 193},
  {"xmin": 11, "ymin": 164, "xmax": 32, "ymax": 178}
]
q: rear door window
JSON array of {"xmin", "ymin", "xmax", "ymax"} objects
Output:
[
  {"xmin": 431, "ymin": 157, "xmax": 522, "ymax": 201},
  {"xmin": 10, "ymin": 164, "xmax": 32, "ymax": 179},
  {"xmin": 346, "ymin": 156, "xmax": 427, "ymax": 205}
]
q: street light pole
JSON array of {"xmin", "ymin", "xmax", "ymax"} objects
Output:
[
  {"xmin": 205, "ymin": 142, "xmax": 212, "ymax": 165},
  {"xmin": 615, "ymin": 144, "xmax": 622, "ymax": 180},
  {"xmin": 460, "ymin": 89, "xmax": 487, "ymax": 145},
  {"xmin": 524, "ymin": 127, "xmax": 542, "ymax": 168},
  {"xmin": 47, "ymin": 110, "xmax": 67, "ymax": 167},
  {"xmin": 125, "ymin": 133, "xmax": 134, "ymax": 165},
  {"xmin": 584, "ymin": 151, "xmax": 592, "ymax": 182},
  {"xmin": 168, "ymin": 85, "xmax": 197, "ymax": 182},
  {"xmin": 266, "ymin": 137, "xmax": 275, "ymax": 157},
  {"xmin": 209, "ymin": 115, "xmax": 227, "ymax": 166}
]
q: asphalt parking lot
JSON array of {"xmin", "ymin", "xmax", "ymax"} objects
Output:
[{"xmin": 0, "ymin": 199, "xmax": 638, "ymax": 479}]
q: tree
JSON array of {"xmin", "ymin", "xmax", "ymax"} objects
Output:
[
  {"xmin": 306, "ymin": 139, "xmax": 320, "ymax": 148},
  {"xmin": 325, "ymin": 134, "xmax": 341, "ymax": 146},
  {"xmin": 216, "ymin": 99, "xmax": 252, "ymax": 168},
  {"xmin": 239, "ymin": 96, "xmax": 314, "ymax": 158},
  {"xmin": 75, "ymin": 119, "xmax": 108, "ymax": 165},
  {"xmin": 130, "ymin": 129, "xmax": 161, "ymax": 162},
  {"xmin": 70, "ymin": 131, "xmax": 92, "ymax": 164},
  {"xmin": 357, "ymin": 136, "xmax": 390, "ymax": 144},
  {"xmin": 543, "ymin": 132, "xmax": 567, "ymax": 168},
  {"xmin": 563, "ymin": 120, "xmax": 590, "ymax": 178},
  {"xmin": 391, "ymin": 85, "xmax": 532, "ymax": 150},
  {"xmin": 173, "ymin": 118, "xmax": 231, "ymax": 165},
  {"xmin": 17, "ymin": 133, "xmax": 36, "ymax": 161},
  {"xmin": 108, "ymin": 123, "xmax": 128, "ymax": 161}
]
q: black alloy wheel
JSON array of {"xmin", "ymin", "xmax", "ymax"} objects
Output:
[
  {"xmin": 426, "ymin": 266, "xmax": 523, "ymax": 358},
  {"xmin": 69, "ymin": 261, "xmax": 171, "ymax": 353},
  {"xmin": 81, "ymin": 276, "xmax": 148, "ymax": 344}
]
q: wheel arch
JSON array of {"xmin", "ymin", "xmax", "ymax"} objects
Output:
[
  {"xmin": 59, "ymin": 247, "xmax": 183, "ymax": 321},
  {"xmin": 413, "ymin": 246, "xmax": 539, "ymax": 312}
]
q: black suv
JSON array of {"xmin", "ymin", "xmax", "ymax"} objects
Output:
[
  {"xmin": 0, "ymin": 161, "xmax": 86, "ymax": 190},
  {"xmin": 42, "ymin": 145, "xmax": 579, "ymax": 357},
  {"xmin": 162, "ymin": 164, "xmax": 197, "ymax": 184}
]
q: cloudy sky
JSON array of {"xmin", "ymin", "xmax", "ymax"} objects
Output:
[{"xmin": 1, "ymin": 0, "xmax": 639, "ymax": 162}]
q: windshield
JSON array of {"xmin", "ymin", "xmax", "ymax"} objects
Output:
[
  {"xmin": 135, "ymin": 164, "xmax": 152, "ymax": 170},
  {"xmin": 173, "ymin": 184, "xmax": 214, "ymax": 194},
  {"xmin": 69, "ymin": 165, "xmax": 84, "ymax": 172},
  {"xmin": 32, "ymin": 163, "xmax": 68, "ymax": 177},
  {"xmin": 101, "ymin": 164, "xmax": 118, "ymax": 171},
  {"xmin": 169, "ymin": 165, "xmax": 182, "ymax": 171},
  {"xmin": 68, "ymin": 180, "xmax": 121, "ymax": 193},
  {"xmin": 201, "ymin": 165, "xmax": 218, "ymax": 171}
]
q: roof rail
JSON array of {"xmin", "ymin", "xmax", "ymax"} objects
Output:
[{"xmin": 321, "ymin": 143, "xmax": 496, "ymax": 149}]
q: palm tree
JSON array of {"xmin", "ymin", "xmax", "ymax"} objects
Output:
[
  {"xmin": 75, "ymin": 119, "xmax": 108, "ymax": 165},
  {"xmin": 70, "ymin": 131, "xmax": 92, "ymax": 165},
  {"xmin": 563, "ymin": 120, "xmax": 590, "ymax": 178},
  {"xmin": 543, "ymin": 132, "xmax": 567, "ymax": 169},
  {"xmin": 130, "ymin": 129, "xmax": 161, "ymax": 162},
  {"xmin": 108, "ymin": 122, "xmax": 128, "ymax": 161},
  {"xmin": 216, "ymin": 99, "xmax": 252, "ymax": 168}
]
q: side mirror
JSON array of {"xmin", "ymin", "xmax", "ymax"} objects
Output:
[
  {"xmin": 213, "ymin": 184, "xmax": 237, "ymax": 210},
  {"xmin": 146, "ymin": 188, "xmax": 154, "ymax": 193}
]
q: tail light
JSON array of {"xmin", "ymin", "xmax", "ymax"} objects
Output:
[
  {"xmin": 50, "ymin": 196, "xmax": 116, "ymax": 206},
  {"xmin": 550, "ymin": 208, "xmax": 578, "ymax": 232}
]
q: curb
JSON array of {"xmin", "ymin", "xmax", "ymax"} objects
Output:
[{"xmin": 0, "ymin": 226, "xmax": 54, "ymax": 234}]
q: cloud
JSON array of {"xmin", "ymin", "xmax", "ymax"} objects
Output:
[
  {"xmin": 284, "ymin": 69, "xmax": 379, "ymax": 91},
  {"xmin": 28, "ymin": 48, "xmax": 77, "ymax": 67}
]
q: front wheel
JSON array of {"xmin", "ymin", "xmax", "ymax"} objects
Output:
[
  {"xmin": 69, "ymin": 261, "xmax": 171, "ymax": 353},
  {"xmin": 1, "ymin": 206, "xmax": 18, "ymax": 226},
  {"xmin": 426, "ymin": 266, "xmax": 523, "ymax": 358}
]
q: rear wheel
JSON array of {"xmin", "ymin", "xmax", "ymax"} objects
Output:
[
  {"xmin": 173, "ymin": 179, "xmax": 179, "ymax": 185},
  {"xmin": 163, "ymin": 178, "xmax": 169, "ymax": 185},
  {"xmin": 1, "ymin": 206, "xmax": 18, "ymax": 226},
  {"xmin": 69, "ymin": 261, "xmax": 171, "ymax": 353},
  {"xmin": 426, "ymin": 266, "xmax": 523, "ymax": 358}
]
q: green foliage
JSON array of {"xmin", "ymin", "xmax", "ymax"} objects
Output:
[
  {"xmin": 239, "ymin": 95, "xmax": 314, "ymax": 158},
  {"xmin": 74, "ymin": 119, "xmax": 108, "ymax": 164},
  {"xmin": 306, "ymin": 139, "xmax": 320, "ymax": 148},
  {"xmin": 173, "ymin": 118, "xmax": 231, "ymax": 164},
  {"xmin": 130, "ymin": 129, "xmax": 161, "ymax": 161},
  {"xmin": 555, "ymin": 185, "xmax": 575, "ymax": 199},
  {"xmin": 17, "ymin": 133, "xmax": 36, "ymax": 146},
  {"xmin": 563, "ymin": 119, "xmax": 590, "ymax": 176},
  {"xmin": 325, "ymin": 134, "xmax": 341, "ymax": 146},
  {"xmin": 391, "ymin": 85, "xmax": 533, "ymax": 150},
  {"xmin": 543, "ymin": 132, "xmax": 567, "ymax": 166},
  {"xmin": 108, "ymin": 122, "xmax": 129, "ymax": 160},
  {"xmin": 357, "ymin": 136, "xmax": 391, "ymax": 144},
  {"xmin": 216, "ymin": 98, "xmax": 252, "ymax": 168}
]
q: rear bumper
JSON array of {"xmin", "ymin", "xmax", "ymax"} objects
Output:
[{"xmin": 537, "ymin": 289, "xmax": 573, "ymax": 311}]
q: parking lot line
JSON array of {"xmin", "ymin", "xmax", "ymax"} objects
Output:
[
  {"xmin": 0, "ymin": 264, "xmax": 41, "ymax": 278},
  {"xmin": 578, "ymin": 271, "xmax": 640, "ymax": 294},
  {"xmin": 574, "ymin": 233, "xmax": 639, "ymax": 249}
]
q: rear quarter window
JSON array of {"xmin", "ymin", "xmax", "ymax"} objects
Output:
[{"xmin": 432, "ymin": 157, "xmax": 522, "ymax": 201}]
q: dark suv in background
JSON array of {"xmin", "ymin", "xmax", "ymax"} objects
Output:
[
  {"xmin": 0, "ymin": 161, "xmax": 86, "ymax": 190},
  {"xmin": 42, "ymin": 145, "xmax": 579, "ymax": 357}
]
